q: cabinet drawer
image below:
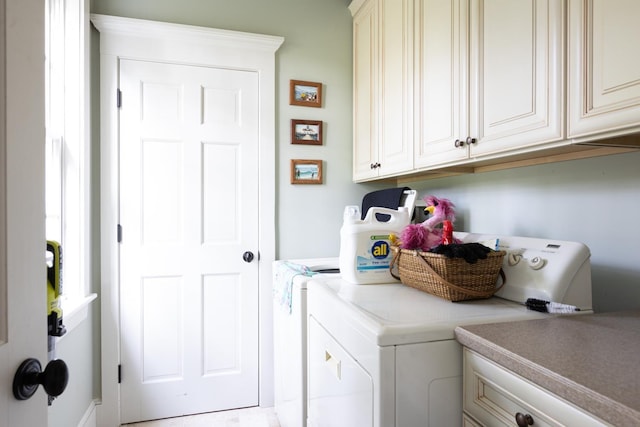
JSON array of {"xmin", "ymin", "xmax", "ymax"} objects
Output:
[{"xmin": 463, "ymin": 349, "xmax": 608, "ymax": 426}]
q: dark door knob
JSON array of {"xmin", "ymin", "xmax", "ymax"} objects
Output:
[
  {"xmin": 243, "ymin": 251, "xmax": 254, "ymax": 263},
  {"xmin": 13, "ymin": 358, "xmax": 69, "ymax": 401}
]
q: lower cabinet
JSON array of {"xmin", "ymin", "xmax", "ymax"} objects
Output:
[{"xmin": 462, "ymin": 349, "xmax": 609, "ymax": 427}]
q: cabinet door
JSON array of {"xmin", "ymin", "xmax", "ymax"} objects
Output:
[
  {"xmin": 352, "ymin": 0, "xmax": 379, "ymax": 181},
  {"xmin": 469, "ymin": 0, "xmax": 564, "ymax": 156},
  {"xmin": 568, "ymin": 0, "xmax": 640, "ymax": 139},
  {"xmin": 377, "ymin": 0, "xmax": 414, "ymax": 177},
  {"xmin": 414, "ymin": 0, "xmax": 469, "ymax": 168},
  {"xmin": 352, "ymin": 0, "xmax": 413, "ymax": 182}
]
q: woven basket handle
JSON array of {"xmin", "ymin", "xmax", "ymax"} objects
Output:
[
  {"xmin": 413, "ymin": 250, "xmax": 507, "ymax": 298},
  {"xmin": 389, "ymin": 247, "xmax": 402, "ymax": 281}
]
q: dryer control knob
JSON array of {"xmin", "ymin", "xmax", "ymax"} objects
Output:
[
  {"xmin": 507, "ymin": 253, "xmax": 522, "ymax": 266},
  {"xmin": 528, "ymin": 256, "xmax": 546, "ymax": 270}
]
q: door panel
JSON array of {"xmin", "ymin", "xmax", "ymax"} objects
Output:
[
  {"xmin": 0, "ymin": 0, "xmax": 48, "ymax": 426},
  {"xmin": 119, "ymin": 59, "xmax": 259, "ymax": 423}
]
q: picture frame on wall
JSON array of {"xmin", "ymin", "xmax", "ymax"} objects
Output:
[
  {"xmin": 289, "ymin": 79, "xmax": 322, "ymax": 108},
  {"xmin": 290, "ymin": 159, "xmax": 323, "ymax": 184},
  {"xmin": 291, "ymin": 119, "xmax": 323, "ymax": 145}
]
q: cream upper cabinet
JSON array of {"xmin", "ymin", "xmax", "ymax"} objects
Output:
[
  {"xmin": 413, "ymin": 0, "xmax": 470, "ymax": 168},
  {"xmin": 415, "ymin": 0, "xmax": 564, "ymax": 169},
  {"xmin": 568, "ymin": 0, "xmax": 640, "ymax": 140},
  {"xmin": 351, "ymin": 0, "xmax": 414, "ymax": 182}
]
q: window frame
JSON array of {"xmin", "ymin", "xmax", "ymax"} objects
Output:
[{"xmin": 45, "ymin": 0, "xmax": 94, "ymax": 319}]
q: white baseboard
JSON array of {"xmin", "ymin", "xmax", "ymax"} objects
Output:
[{"xmin": 78, "ymin": 399, "xmax": 98, "ymax": 427}]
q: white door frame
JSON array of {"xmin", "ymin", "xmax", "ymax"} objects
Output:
[{"xmin": 92, "ymin": 14, "xmax": 283, "ymax": 426}]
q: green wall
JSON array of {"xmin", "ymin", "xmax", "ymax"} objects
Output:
[
  {"xmin": 46, "ymin": 2, "xmax": 640, "ymax": 427},
  {"xmin": 89, "ymin": 0, "xmax": 640, "ymax": 312},
  {"xmin": 410, "ymin": 151, "xmax": 640, "ymax": 313},
  {"xmin": 90, "ymin": 0, "xmax": 384, "ymax": 261}
]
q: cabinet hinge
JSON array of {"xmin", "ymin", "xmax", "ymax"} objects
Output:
[
  {"xmin": 117, "ymin": 89, "xmax": 122, "ymax": 109},
  {"xmin": 118, "ymin": 364, "xmax": 122, "ymax": 383},
  {"xmin": 117, "ymin": 224, "xmax": 123, "ymax": 243}
]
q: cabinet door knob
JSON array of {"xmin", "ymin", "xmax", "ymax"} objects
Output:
[
  {"xmin": 515, "ymin": 412, "xmax": 534, "ymax": 426},
  {"xmin": 466, "ymin": 136, "xmax": 477, "ymax": 145},
  {"xmin": 454, "ymin": 139, "xmax": 464, "ymax": 148}
]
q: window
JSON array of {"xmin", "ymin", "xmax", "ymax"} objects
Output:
[{"xmin": 45, "ymin": 0, "xmax": 93, "ymax": 315}]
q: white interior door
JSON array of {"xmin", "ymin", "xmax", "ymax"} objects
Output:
[
  {"xmin": 0, "ymin": 0, "xmax": 48, "ymax": 425},
  {"xmin": 118, "ymin": 58, "xmax": 260, "ymax": 423}
]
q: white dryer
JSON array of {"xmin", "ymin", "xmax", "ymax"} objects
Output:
[
  {"xmin": 306, "ymin": 233, "xmax": 593, "ymax": 427},
  {"xmin": 273, "ymin": 258, "xmax": 339, "ymax": 427}
]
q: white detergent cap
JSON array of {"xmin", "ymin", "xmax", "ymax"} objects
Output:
[{"xmin": 343, "ymin": 205, "xmax": 361, "ymax": 220}]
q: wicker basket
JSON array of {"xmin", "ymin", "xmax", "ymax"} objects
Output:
[{"xmin": 389, "ymin": 246, "xmax": 506, "ymax": 302}]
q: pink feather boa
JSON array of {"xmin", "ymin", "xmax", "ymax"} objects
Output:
[{"xmin": 399, "ymin": 195, "xmax": 461, "ymax": 251}]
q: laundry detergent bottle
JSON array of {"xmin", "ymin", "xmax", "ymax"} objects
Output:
[{"xmin": 339, "ymin": 205, "xmax": 410, "ymax": 284}]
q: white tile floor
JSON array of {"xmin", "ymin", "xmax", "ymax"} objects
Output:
[{"xmin": 120, "ymin": 407, "xmax": 281, "ymax": 427}]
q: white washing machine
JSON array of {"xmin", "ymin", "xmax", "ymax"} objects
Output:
[
  {"xmin": 273, "ymin": 258, "xmax": 339, "ymax": 427},
  {"xmin": 306, "ymin": 233, "xmax": 593, "ymax": 427}
]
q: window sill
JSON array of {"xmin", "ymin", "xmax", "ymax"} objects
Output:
[{"xmin": 57, "ymin": 293, "xmax": 98, "ymax": 339}]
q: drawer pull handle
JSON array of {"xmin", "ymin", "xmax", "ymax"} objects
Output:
[
  {"xmin": 325, "ymin": 350, "xmax": 341, "ymax": 380},
  {"xmin": 515, "ymin": 412, "xmax": 534, "ymax": 426}
]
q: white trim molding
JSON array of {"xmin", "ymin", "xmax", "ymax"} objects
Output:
[{"xmin": 91, "ymin": 14, "xmax": 283, "ymax": 426}]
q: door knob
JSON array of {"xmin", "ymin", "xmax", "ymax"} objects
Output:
[
  {"xmin": 243, "ymin": 251, "xmax": 255, "ymax": 263},
  {"xmin": 13, "ymin": 358, "xmax": 69, "ymax": 401}
]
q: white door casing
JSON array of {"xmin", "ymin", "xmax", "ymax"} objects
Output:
[
  {"xmin": 0, "ymin": 0, "xmax": 49, "ymax": 426},
  {"xmin": 119, "ymin": 59, "xmax": 260, "ymax": 423},
  {"xmin": 92, "ymin": 14, "xmax": 283, "ymax": 426}
]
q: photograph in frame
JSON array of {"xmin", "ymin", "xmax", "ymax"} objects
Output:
[
  {"xmin": 291, "ymin": 119, "xmax": 323, "ymax": 145},
  {"xmin": 289, "ymin": 79, "xmax": 322, "ymax": 108},
  {"xmin": 290, "ymin": 159, "xmax": 323, "ymax": 184}
]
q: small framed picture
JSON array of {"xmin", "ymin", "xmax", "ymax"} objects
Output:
[
  {"xmin": 289, "ymin": 80, "xmax": 322, "ymax": 108},
  {"xmin": 291, "ymin": 119, "xmax": 323, "ymax": 145},
  {"xmin": 290, "ymin": 159, "xmax": 323, "ymax": 185}
]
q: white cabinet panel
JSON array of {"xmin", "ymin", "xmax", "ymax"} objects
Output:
[
  {"xmin": 568, "ymin": 0, "xmax": 640, "ymax": 138},
  {"xmin": 416, "ymin": 0, "xmax": 564, "ymax": 169},
  {"xmin": 352, "ymin": 0, "xmax": 378, "ymax": 181},
  {"xmin": 414, "ymin": 0, "xmax": 469, "ymax": 168},
  {"xmin": 470, "ymin": 0, "xmax": 564, "ymax": 156},
  {"xmin": 351, "ymin": 0, "xmax": 413, "ymax": 181}
]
